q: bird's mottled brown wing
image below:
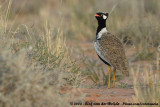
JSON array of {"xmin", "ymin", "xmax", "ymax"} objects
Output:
[{"xmin": 98, "ymin": 33, "xmax": 129, "ymax": 76}]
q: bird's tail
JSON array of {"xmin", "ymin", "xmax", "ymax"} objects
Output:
[
  {"xmin": 121, "ymin": 61, "xmax": 129, "ymax": 76},
  {"xmin": 122, "ymin": 69, "xmax": 129, "ymax": 76}
]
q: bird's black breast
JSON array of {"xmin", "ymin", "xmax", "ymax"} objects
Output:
[{"xmin": 97, "ymin": 54, "xmax": 111, "ymax": 66}]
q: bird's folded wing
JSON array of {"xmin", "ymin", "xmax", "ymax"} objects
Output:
[{"xmin": 99, "ymin": 33, "xmax": 128, "ymax": 73}]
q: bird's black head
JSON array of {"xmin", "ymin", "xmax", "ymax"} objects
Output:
[{"xmin": 95, "ymin": 12, "xmax": 109, "ymax": 21}]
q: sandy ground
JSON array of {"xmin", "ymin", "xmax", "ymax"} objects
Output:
[
  {"xmin": 83, "ymin": 88, "xmax": 134, "ymax": 107},
  {"xmin": 60, "ymin": 85, "xmax": 134, "ymax": 107}
]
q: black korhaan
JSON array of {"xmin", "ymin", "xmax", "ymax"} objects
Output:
[{"xmin": 94, "ymin": 12, "xmax": 129, "ymax": 88}]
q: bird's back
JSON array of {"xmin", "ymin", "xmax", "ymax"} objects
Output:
[{"xmin": 96, "ymin": 32, "xmax": 129, "ymax": 76}]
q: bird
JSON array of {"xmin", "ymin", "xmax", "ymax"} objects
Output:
[{"xmin": 94, "ymin": 12, "xmax": 129, "ymax": 88}]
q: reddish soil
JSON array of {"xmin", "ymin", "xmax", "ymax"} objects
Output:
[
  {"xmin": 83, "ymin": 88, "xmax": 134, "ymax": 107},
  {"xmin": 60, "ymin": 86, "xmax": 134, "ymax": 107}
]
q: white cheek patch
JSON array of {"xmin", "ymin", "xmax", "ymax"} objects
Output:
[{"xmin": 103, "ymin": 15, "xmax": 107, "ymax": 19}]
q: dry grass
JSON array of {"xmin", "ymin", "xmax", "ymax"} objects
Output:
[
  {"xmin": 0, "ymin": 1, "xmax": 84, "ymax": 107},
  {"xmin": 131, "ymin": 47, "xmax": 160, "ymax": 106},
  {"xmin": 0, "ymin": 43, "xmax": 71, "ymax": 107},
  {"xmin": 132, "ymin": 65, "xmax": 160, "ymax": 106},
  {"xmin": 0, "ymin": 0, "xmax": 160, "ymax": 106}
]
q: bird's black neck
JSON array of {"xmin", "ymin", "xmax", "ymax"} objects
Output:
[{"xmin": 96, "ymin": 20, "xmax": 106, "ymax": 35}]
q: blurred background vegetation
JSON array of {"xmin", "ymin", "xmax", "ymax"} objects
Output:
[{"xmin": 0, "ymin": 0, "xmax": 160, "ymax": 106}]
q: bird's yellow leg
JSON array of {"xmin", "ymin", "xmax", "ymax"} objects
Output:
[
  {"xmin": 107, "ymin": 66, "xmax": 111, "ymax": 88},
  {"xmin": 112, "ymin": 68, "xmax": 116, "ymax": 88}
]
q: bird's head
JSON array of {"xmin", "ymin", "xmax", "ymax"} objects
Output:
[{"xmin": 95, "ymin": 12, "xmax": 109, "ymax": 21}]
